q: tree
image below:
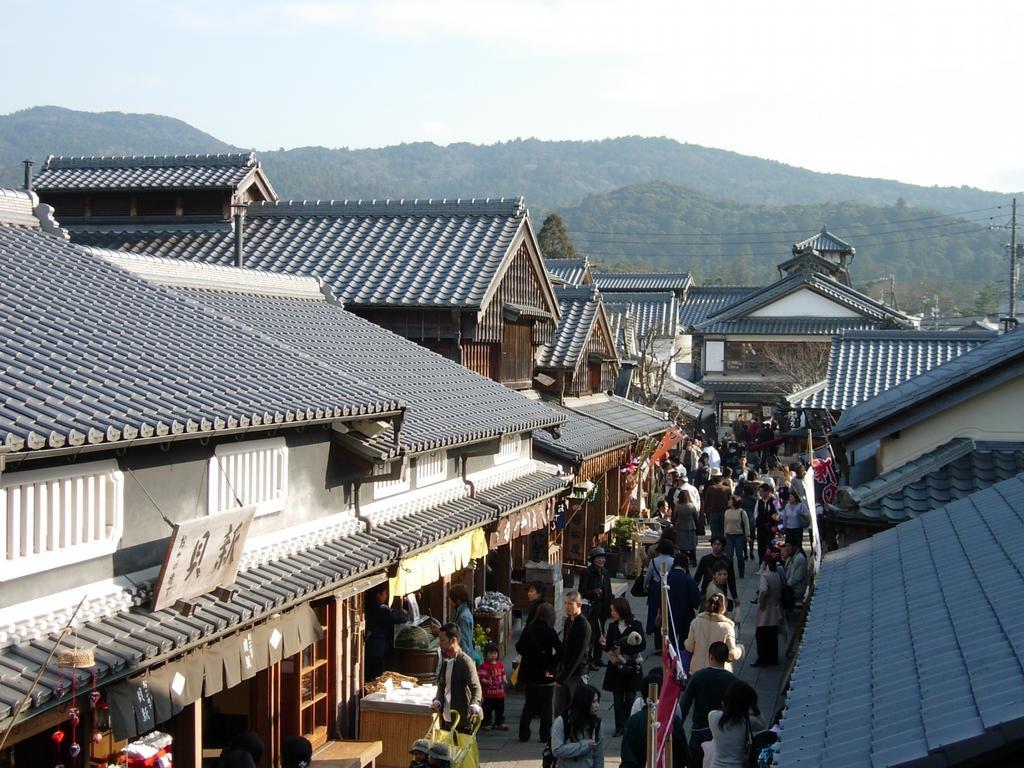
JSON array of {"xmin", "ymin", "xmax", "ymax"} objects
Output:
[
  {"xmin": 756, "ymin": 342, "xmax": 832, "ymax": 392},
  {"xmin": 537, "ymin": 214, "xmax": 578, "ymax": 260},
  {"xmin": 973, "ymin": 282, "xmax": 1001, "ymax": 316},
  {"xmin": 634, "ymin": 327, "xmax": 685, "ymax": 407}
]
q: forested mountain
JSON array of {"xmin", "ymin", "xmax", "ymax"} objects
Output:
[
  {"xmin": 0, "ymin": 107, "xmax": 1014, "ymax": 214},
  {"xmin": 0, "ymin": 106, "xmax": 1012, "ymax": 312},
  {"xmin": 559, "ymin": 181, "xmax": 1008, "ymax": 315},
  {"xmin": 0, "ymin": 107, "xmax": 236, "ymax": 186}
]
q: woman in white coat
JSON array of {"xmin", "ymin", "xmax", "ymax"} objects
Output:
[{"xmin": 684, "ymin": 593, "xmax": 743, "ymax": 675}]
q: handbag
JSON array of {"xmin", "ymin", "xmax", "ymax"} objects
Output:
[
  {"xmin": 630, "ymin": 573, "xmax": 648, "ymax": 597},
  {"xmin": 509, "ymin": 660, "xmax": 520, "ymax": 687}
]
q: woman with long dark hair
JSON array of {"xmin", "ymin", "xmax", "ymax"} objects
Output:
[
  {"xmin": 364, "ymin": 584, "xmax": 408, "ymax": 681},
  {"xmin": 707, "ymin": 681, "xmax": 765, "ymax": 767},
  {"xmin": 516, "ymin": 602, "xmax": 562, "ymax": 743},
  {"xmin": 551, "ymin": 683, "xmax": 604, "ymax": 768},
  {"xmin": 599, "ymin": 597, "xmax": 645, "ymax": 737}
]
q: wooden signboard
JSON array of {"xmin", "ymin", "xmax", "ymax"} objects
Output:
[{"xmin": 152, "ymin": 507, "xmax": 256, "ymax": 611}]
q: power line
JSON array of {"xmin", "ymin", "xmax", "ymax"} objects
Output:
[
  {"xmin": 579, "ymin": 226, "xmax": 997, "ymax": 259},
  {"xmin": 574, "ymin": 212, "xmax": 1001, "ymax": 247},
  {"xmin": 566, "ymin": 205, "xmax": 1005, "ymax": 239}
]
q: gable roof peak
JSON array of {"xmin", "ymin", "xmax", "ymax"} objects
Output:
[
  {"xmin": 43, "ymin": 152, "xmax": 257, "ymax": 170},
  {"xmin": 793, "ymin": 226, "xmax": 855, "ymax": 255},
  {"xmin": 247, "ymin": 196, "xmax": 526, "ymax": 219}
]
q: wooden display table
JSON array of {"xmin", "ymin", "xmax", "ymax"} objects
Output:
[
  {"xmin": 359, "ymin": 691, "xmax": 435, "ymax": 768},
  {"xmin": 312, "ymin": 740, "xmax": 383, "ymax": 768}
]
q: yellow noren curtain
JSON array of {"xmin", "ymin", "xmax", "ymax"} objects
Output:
[{"xmin": 390, "ymin": 529, "xmax": 489, "ymax": 596}]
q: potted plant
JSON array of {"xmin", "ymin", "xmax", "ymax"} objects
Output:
[{"xmin": 606, "ymin": 516, "xmax": 635, "ymax": 577}]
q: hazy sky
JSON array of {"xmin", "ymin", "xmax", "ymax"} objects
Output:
[{"xmin": 5, "ymin": 0, "xmax": 1023, "ymax": 191}]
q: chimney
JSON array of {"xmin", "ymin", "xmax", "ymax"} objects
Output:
[
  {"xmin": 22, "ymin": 160, "xmax": 33, "ymax": 192},
  {"xmin": 231, "ymin": 203, "xmax": 247, "ymax": 267}
]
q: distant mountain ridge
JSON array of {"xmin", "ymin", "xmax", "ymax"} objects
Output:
[
  {"xmin": 0, "ymin": 106, "xmax": 1010, "ymax": 312},
  {"xmin": 0, "ymin": 106, "xmax": 1014, "ymax": 214}
]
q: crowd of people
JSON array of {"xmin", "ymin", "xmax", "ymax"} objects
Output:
[{"xmin": 365, "ymin": 425, "xmax": 813, "ymax": 768}]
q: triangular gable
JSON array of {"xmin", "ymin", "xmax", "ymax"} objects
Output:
[
  {"xmin": 479, "ymin": 214, "xmax": 561, "ymax": 323},
  {"xmin": 702, "ymin": 272, "xmax": 911, "ymax": 327}
]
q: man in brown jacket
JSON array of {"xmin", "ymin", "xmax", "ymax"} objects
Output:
[
  {"xmin": 432, "ymin": 623, "xmax": 483, "ymax": 732},
  {"xmin": 703, "ymin": 468, "xmax": 732, "ymax": 540}
]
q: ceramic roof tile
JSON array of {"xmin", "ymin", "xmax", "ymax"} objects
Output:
[
  {"xmin": 697, "ymin": 316, "xmax": 881, "ymax": 335},
  {"xmin": 778, "ymin": 472, "xmax": 1024, "ymax": 767},
  {"xmin": 834, "ymin": 327, "xmax": 1024, "ymax": 440},
  {"xmin": 831, "ymin": 439, "xmax": 1024, "ymax": 523},
  {"xmin": 475, "ymin": 471, "xmax": 569, "ymax": 513},
  {"xmin": 75, "ymin": 197, "xmax": 532, "ymax": 309},
  {"xmin": 568, "ymin": 396, "xmax": 669, "ymax": 437},
  {"xmin": 800, "ymin": 330, "xmax": 995, "ymax": 411},
  {"xmin": 592, "ymin": 272, "xmax": 692, "ymax": 292},
  {"xmin": 102, "ymin": 252, "xmax": 565, "ymax": 455},
  {"xmin": 35, "ymin": 153, "xmax": 260, "ymax": 191},
  {"xmin": 538, "ymin": 286, "xmax": 603, "ymax": 370},
  {"xmin": 531, "ymin": 401, "xmax": 635, "ymax": 463},
  {"xmin": 0, "ymin": 225, "xmax": 405, "ymax": 455},
  {"xmin": 696, "ymin": 272, "xmax": 913, "ymax": 331},
  {"xmin": 677, "ymin": 286, "xmax": 756, "ymax": 330},
  {"xmin": 602, "ymin": 292, "xmax": 678, "ymax": 339},
  {"xmin": 544, "ymin": 258, "xmax": 590, "ymax": 286},
  {"xmin": 793, "ymin": 227, "xmax": 855, "ymax": 253}
]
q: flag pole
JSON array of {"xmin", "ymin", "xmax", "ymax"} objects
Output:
[
  {"xmin": 659, "ymin": 561, "xmax": 672, "ymax": 768},
  {"xmin": 646, "ymin": 681, "xmax": 658, "ymax": 768}
]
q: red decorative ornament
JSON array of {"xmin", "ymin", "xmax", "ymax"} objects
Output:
[{"xmin": 52, "ymin": 729, "xmax": 65, "ymax": 745}]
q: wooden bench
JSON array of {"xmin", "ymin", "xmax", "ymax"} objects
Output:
[{"xmin": 312, "ymin": 739, "xmax": 383, "ymax": 768}]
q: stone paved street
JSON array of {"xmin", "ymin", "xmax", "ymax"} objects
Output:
[{"xmin": 477, "ymin": 539, "xmax": 788, "ymax": 767}]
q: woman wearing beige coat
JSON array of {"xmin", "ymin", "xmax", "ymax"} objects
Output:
[{"xmin": 683, "ymin": 593, "xmax": 743, "ymax": 675}]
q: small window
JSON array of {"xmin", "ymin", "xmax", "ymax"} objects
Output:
[
  {"xmin": 208, "ymin": 437, "xmax": 288, "ymax": 517},
  {"xmin": 137, "ymin": 194, "xmax": 178, "ymax": 216},
  {"xmin": 90, "ymin": 195, "xmax": 131, "ymax": 217},
  {"xmin": 43, "ymin": 194, "xmax": 85, "ymax": 217},
  {"xmin": 496, "ymin": 434, "xmax": 522, "ymax": 464},
  {"xmin": 182, "ymin": 191, "xmax": 227, "ymax": 216},
  {"xmin": 415, "ymin": 451, "xmax": 447, "ymax": 487},
  {"xmin": 0, "ymin": 459, "xmax": 124, "ymax": 580},
  {"xmin": 373, "ymin": 461, "xmax": 409, "ymax": 499}
]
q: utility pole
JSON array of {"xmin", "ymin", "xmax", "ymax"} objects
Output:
[{"xmin": 1009, "ymin": 198, "xmax": 1018, "ymax": 329}]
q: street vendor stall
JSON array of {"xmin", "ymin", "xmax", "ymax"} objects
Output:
[{"xmin": 359, "ymin": 678, "xmax": 436, "ymax": 768}]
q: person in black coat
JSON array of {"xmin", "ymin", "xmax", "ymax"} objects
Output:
[
  {"xmin": 578, "ymin": 547, "xmax": 612, "ymax": 667},
  {"xmin": 754, "ymin": 483, "xmax": 780, "ymax": 563},
  {"xmin": 364, "ymin": 584, "xmax": 408, "ymax": 681},
  {"xmin": 600, "ymin": 597, "xmax": 646, "ymax": 736},
  {"xmin": 554, "ymin": 591, "xmax": 592, "ymax": 717},
  {"xmin": 515, "ymin": 601, "xmax": 562, "ymax": 743}
]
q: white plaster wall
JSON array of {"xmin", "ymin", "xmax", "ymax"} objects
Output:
[
  {"xmin": 749, "ymin": 288, "xmax": 861, "ymax": 317},
  {"xmin": 878, "ymin": 376, "xmax": 1024, "ymax": 473}
]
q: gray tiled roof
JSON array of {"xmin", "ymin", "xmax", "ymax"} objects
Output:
[
  {"xmin": 834, "ymin": 326, "xmax": 1024, "ymax": 441},
  {"xmin": 476, "ymin": 471, "xmax": 569, "ymax": 513},
  {"xmin": 699, "ymin": 378, "xmax": 794, "ymax": 395},
  {"xmin": 538, "ymin": 286, "xmax": 609, "ymax": 370},
  {"xmin": 677, "ymin": 286, "xmax": 756, "ymax": 330},
  {"xmin": 371, "ymin": 497, "xmax": 495, "ymax": 555},
  {"xmin": 697, "ymin": 316, "xmax": 881, "ymax": 336},
  {"xmin": 0, "ymin": 226, "xmax": 405, "ymax": 455},
  {"xmin": 75, "ymin": 198, "xmax": 547, "ymax": 311},
  {"xmin": 606, "ymin": 311, "xmax": 638, "ymax": 360},
  {"xmin": 545, "ymin": 258, "xmax": 590, "ymax": 286},
  {"xmin": 569, "ymin": 396, "xmax": 669, "ymax": 437},
  {"xmin": 102, "ymin": 252, "xmax": 565, "ymax": 455},
  {"xmin": 800, "ymin": 330, "xmax": 995, "ymax": 411},
  {"xmin": 792, "ymin": 227, "xmax": 855, "ymax": 254},
  {"xmin": 35, "ymin": 153, "xmax": 262, "ymax": 192},
  {"xmin": 830, "ymin": 439, "xmax": 1024, "ymax": 523},
  {"xmin": 592, "ymin": 272, "xmax": 692, "ymax": 293},
  {"xmin": 696, "ymin": 272, "xmax": 913, "ymax": 331},
  {"xmin": 532, "ymin": 401, "xmax": 635, "ymax": 463},
  {"xmin": 778, "ymin": 472, "xmax": 1024, "ymax": 767},
  {"xmin": 0, "ymin": 526, "xmax": 393, "ymax": 721},
  {"xmin": 602, "ymin": 292, "xmax": 678, "ymax": 339}
]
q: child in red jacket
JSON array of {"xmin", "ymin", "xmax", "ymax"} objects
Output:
[{"xmin": 477, "ymin": 642, "xmax": 507, "ymax": 730}]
